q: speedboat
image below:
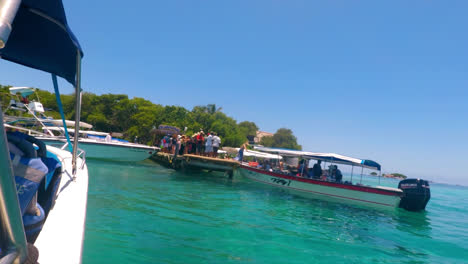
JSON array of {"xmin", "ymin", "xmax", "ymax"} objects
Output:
[
  {"xmin": 39, "ymin": 130, "xmax": 158, "ymax": 162},
  {"xmin": 236, "ymin": 147, "xmax": 431, "ymax": 212},
  {"xmin": 4, "ymin": 87, "xmax": 158, "ymax": 162},
  {"xmin": 4, "ymin": 86, "xmax": 93, "ymax": 131},
  {"xmin": 0, "ymin": 0, "xmax": 88, "ymax": 263}
]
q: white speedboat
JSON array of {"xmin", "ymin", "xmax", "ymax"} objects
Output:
[
  {"xmin": 39, "ymin": 126, "xmax": 158, "ymax": 162},
  {"xmin": 4, "ymin": 87, "xmax": 158, "ymax": 162},
  {"xmin": 40, "ymin": 133, "xmax": 158, "ymax": 162},
  {"xmin": 4, "ymin": 86, "xmax": 93, "ymax": 132},
  {"xmin": 0, "ymin": 0, "xmax": 88, "ymax": 263},
  {"xmin": 237, "ymin": 147, "xmax": 431, "ymax": 212}
]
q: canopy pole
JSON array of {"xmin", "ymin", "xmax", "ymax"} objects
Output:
[
  {"xmin": 351, "ymin": 165, "xmax": 354, "ymax": 184},
  {"xmin": 52, "ymin": 74, "xmax": 73, "ymax": 152},
  {"xmin": 378, "ymin": 170, "xmax": 381, "ymax": 185},
  {"xmin": 0, "ymin": 0, "xmax": 21, "ymax": 49},
  {"xmin": 72, "ymin": 50, "xmax": 82, "ymax": 177},
  {"xmin": 360, "ymin": 166, "xmax": 364, "ymax": 184},
  {"xmin": 0, "ymin": 111, "xmax": 28, "ymax": 264},
  {"xmin": 300, "ymin": 158, "xmax": 305, "ymax": 177}
]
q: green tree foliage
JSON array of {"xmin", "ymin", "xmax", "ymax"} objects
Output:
[
  {"xmin": 390, "ymin": 173, "xmax": 407, "ymax": 179},
  {"xmin": 1, "ymin": 84, "xmax": 302, "ymax": 148},
  {"xmin": 260, "ymin": 128, "xmax": 302, "ymax": 150},
  {"xmin": 238, "ymin": 121, "xmax": 259, "ymax": 140},
  {"xmin": 0, "ymin": 85, "xmax": 12, "ymax": 108}
]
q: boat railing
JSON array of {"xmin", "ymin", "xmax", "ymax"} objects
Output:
[
  {"xmin": 4, "ymin": 123, "xmax": 52, "ymax": 138},
  {"xmin": 60, "ymin": 142, "xmax": 87, "ymax": 171},
  {"xmin": 4, "ymin": 124, "xmax": 87, "ymax": 173}
]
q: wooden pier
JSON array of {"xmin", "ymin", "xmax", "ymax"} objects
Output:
[{"xmin": 150, "ymin": 152, "xmax": 239, "ymax": 177}]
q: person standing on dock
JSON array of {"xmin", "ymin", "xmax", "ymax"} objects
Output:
[
  {"xmin": 196, "ymin": 131, "xmax": 204, "ymax": 155},
  {"xmin": 205, "ymin": 132, "xmax": 213, "ymax": 157},
  {"xmin": 238, "ymin": 142, "xmax": 248, "ymax": 162},
  {"xmin": 212, "ymin": 132, "xmax": 221, "ymax": 158},
  {"xmin": 171, "ymin": 134, "xmax": 178, "ymax": 154}
]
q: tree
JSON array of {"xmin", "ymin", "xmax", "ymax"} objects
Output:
[
  {"xmin": 260, "ymin": 128, "xmax": 302, "ymax": 150},
  {"xmin": 1, "ymin": 82, "xmax": 303, "ymax": 148},
  {"xmin": 238, "ymin": 121, "xmax": 258, "ymax": 141},
  {"xmin": 391, "ymin": 173, "xmax": 407, "ymax": 179}
]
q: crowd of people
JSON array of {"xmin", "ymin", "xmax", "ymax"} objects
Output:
[
  {"xmin": 160, "ymin": 130, "xmax": 221, "ymax": 157},
  {"xmin": 157, "ymin": 128, "xmax": 342, "ymax": 183}
]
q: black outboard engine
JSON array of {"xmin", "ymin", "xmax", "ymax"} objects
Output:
[{"xmin": 398, "ymin": 179, "xmax": 431, "ymax": 211}]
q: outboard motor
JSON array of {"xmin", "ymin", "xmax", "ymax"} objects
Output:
[{"xmin": 398, "ymin": 178, "xmax": 431, "ymax": 211}]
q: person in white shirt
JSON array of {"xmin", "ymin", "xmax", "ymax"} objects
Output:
[
  {"xmin": 212, "ymin": 132, "xmax": 221, "ymax": 158},
  {"xmin": 205, "ymin": 133, "xmax": 213, "ymax": 156},
  {"xmin": 105, "ymin": 132, "xmax": 112, "ymax": 143}
]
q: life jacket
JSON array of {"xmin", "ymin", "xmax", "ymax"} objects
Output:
[{"xmin": 7, "ymin": 132, "xmax": 48, "ymax": 215}]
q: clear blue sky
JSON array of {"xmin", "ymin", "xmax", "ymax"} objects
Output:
[{"xmin": 1, "ymin": 1, "xmax": 467, "ymax": 185}]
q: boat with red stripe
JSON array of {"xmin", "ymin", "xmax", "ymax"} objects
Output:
[{"xmin": 236, "ymin": 147, "xmax": 430, "ymax": 211}]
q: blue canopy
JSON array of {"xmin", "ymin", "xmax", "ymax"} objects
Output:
[{"xmin": 0, "ymin": 0, "xmax": 83, "ymax": 84}]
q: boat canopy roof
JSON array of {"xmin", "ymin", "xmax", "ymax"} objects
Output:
[
  {"xmin": 254, "ymin": 146, "xmax": 381, "ymax": 170},
  {"xmin": 9, "ymin": 87, "xmax": 36, "ymax": 97},
  {"xmin": 0, "ymin": 0, "xmax": 83, "ymax": 84},
  {"xmin": 238, "ymin": 148, "xmax": 283, "ymax": 160}
]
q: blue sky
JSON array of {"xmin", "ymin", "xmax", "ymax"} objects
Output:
[{"xmin": 1, "ymin": 1, "xmax": 467, "ymax": 185}]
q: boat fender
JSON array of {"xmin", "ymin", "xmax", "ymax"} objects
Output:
[
  {"xmin": 7, "ymin": 133, "xmax": 37, "ymax": 158},
  {"xmin": 24, "ymin": 134, "xmax": 47, "ymax": 158},
  {"xmin": 23, "ymin": 203, "xmax": 46, "ymax": 243},
  {"xmin": 24, "ymin": 243, "xmax": 39, "ymax": 264}
]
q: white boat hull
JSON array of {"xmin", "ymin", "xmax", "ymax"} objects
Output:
[
  {"xmin": 238, "ymin": 165, "xmax": 402, "ymax": 210},
  {"xmin": 35, "ymin": 145, "xmax": 89, "ymax": 264},
  {"xmin": 40, "ymin": 138, "xmax": 157, "ymax": 162}
]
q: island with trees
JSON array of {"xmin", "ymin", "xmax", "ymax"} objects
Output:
[
  {"xmin": 0, "ymin": 84, "xmax": 301, "ymax": 149},
  {"xmin": 383, "ymin": 173, "xmax": 408, "ymax": 180}
]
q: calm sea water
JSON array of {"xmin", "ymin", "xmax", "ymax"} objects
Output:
[{"xmin": 82, "ymin": 160, "xmax": 468, "ymax": 263}]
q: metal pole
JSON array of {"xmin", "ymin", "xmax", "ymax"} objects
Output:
[
  {"xmin": 72, "ymin": 50, "xmax": 82, "ymax": 177},
  {"xmin": 350, "ymin": 165, "xmax": 354, "ymax": 183},
  {"xmin": 378, "ymin": 170, "xmax": 381, "ymax": 185},
  {"xmin": 0, "ymin": 0, "xmax": 21, "ymax": 49},
  {"xmin": 360, "ymin": 166, "xmax": 364, "ymax": 184},
  {"xmin": 0, "ymin": 111, "xmax": 28, "ymax": 263}
]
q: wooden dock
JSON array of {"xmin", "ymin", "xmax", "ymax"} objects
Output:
[{"xmin": 150, "ymin": 152, "xmax": 239, "ymax": 177}]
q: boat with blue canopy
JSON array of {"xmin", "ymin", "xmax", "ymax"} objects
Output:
[
  {"xmin": 236, "ymin": 146, "xmax": 431, "ymax": 212},
  {"xmin": 1, "ymin": 0, "xmax": 88, "ymax": 263}
]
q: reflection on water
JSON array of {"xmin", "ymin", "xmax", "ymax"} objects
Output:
[{"xmin": 393, "ymin": 210, "xmax": 432, "ymax": 238}]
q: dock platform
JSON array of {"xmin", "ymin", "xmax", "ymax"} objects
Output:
[{"xmin": 150, "ymin": 152, "xmax": 239, "ymax": 176}]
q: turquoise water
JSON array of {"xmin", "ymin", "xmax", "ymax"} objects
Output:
[{"xmin": 83, "ymin": 160, "xmax": 468, "ymax": 263}]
